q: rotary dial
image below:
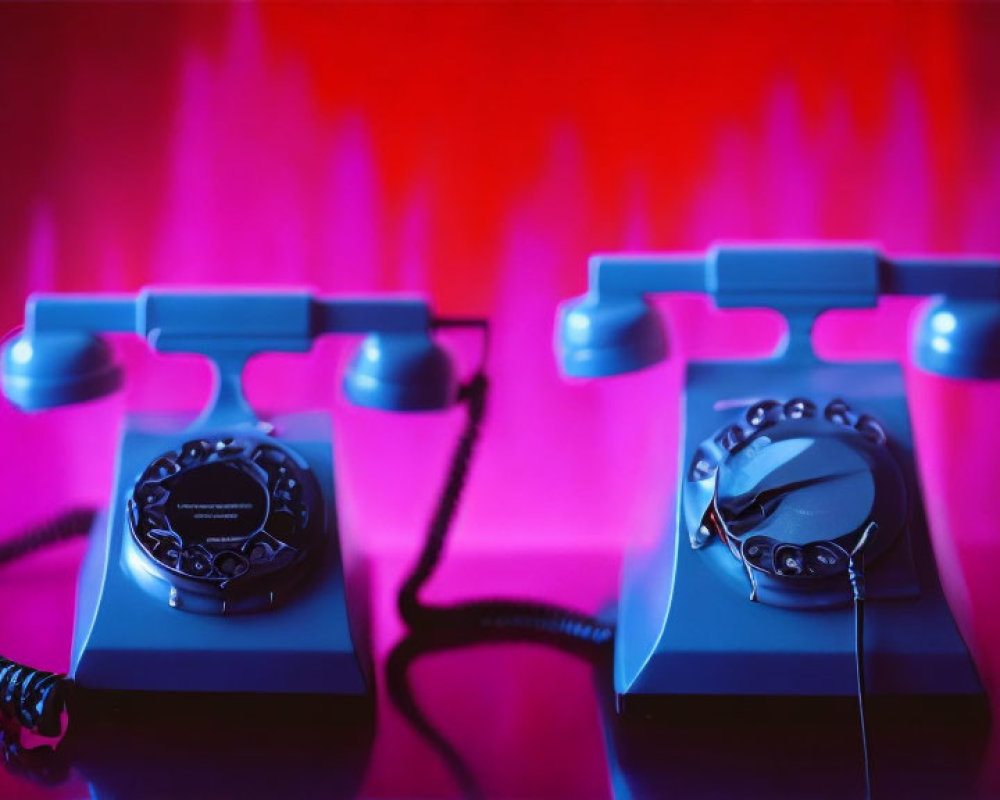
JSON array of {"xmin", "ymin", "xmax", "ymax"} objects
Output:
[
  {"xmin": 684, "ymin": 397, "xmax": 906, "ymax": 597},
  {"xmin": 127, "ymin": 434, "xmax": 323, "ymax": 613}
]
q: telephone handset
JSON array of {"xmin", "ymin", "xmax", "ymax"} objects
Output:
[
  {"xmin": 555, "ymin": 245, "xmax": 999, "ymax": 706},
  {"xmin": 0, "ymin": 289, "xmax": 480, "ymax": 697}
]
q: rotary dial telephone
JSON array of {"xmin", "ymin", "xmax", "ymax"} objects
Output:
[
  {"xmin": 0, "ymin": 289, "xmax": 480, "ymax": 697},
  {"xmin": 555, "ymin": 245, "xmax": 999, "ymax": 704}
]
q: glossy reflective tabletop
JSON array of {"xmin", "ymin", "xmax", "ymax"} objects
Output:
[{"xmin": 1, "ymin": 544, "xmax": 999, "ymax": 800}]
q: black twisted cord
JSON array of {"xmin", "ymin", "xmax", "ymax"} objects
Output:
[
  {"xmin": 0, "ymin": 659, "xmax": 72, "ymax": 738},
  {"xmin": 396, "ymin": 371, "xmax": 614, "ymax": 652},
  {"xmin": 0, "ymin": 508, "xmax": 96, "ymax": 569},
  {"xmin": 0, "ymin": 507, "xmax": 95, "ymax": 741},
  {"xmin": 396, "ymin": 372, "xmax": 488, "ymax": 626}
]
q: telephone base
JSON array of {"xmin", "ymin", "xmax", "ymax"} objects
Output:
[
  {"xmin": 615, "ymin": 360, "xmax": 983, "ymax": 703},
  {"xmin": 70, "ymin": 412, "xmax": 369, "ymax": 696}
]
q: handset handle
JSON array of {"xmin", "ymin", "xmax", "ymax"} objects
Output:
[
  {"xmin": 3, "ymin": 289, "xmax": 470, "ymax": 425},
  {"xmin": 882, "ymin": 257, "xmax": 1000, "ymax": 299},
  {"xmin": 28, "ymin": 290, "xmax": 431, "ymax": 344},
  {"xmin": 557, "ymin": 245, "xmax": 1000, "ymax": 376}
]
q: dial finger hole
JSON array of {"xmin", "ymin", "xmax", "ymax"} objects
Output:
[
  {"xmin": 178, "ymin": 439, "xmax": 212, "ymax": 466},
  {"xmin": 773, "ymin": 545, "xmax": 805, "ymax": 576},
  {"xmin": 143, "ymin": 507, "xmax": 169, "ymax": 531},
  {"xmin": 742, "ymin": 536, "xmax": 773, "ymax": 564},
  {"xmin": 214, "ymin": 551, "xmax": 249, "ymax": 578},
  {"xmin": 804, "ymin": 542, "xmax": 845, "ymax": 577},
  {"xmin": 179, "ymin": 548, "xmax": 213, "ymax": 578},
  {"xmin": 746, "ymin": 400, "xmax": 782, "ymax": 428},
  {"xmin": 715, "ymin": 424, "xmax": 745, "ymax": 452},
  {"xmin": 137, "ymin": 482, "xmax": 169, "ymax": 506},
  {"xmin": 689, "ymin": 448, "xmax": 715, "ymax": 481},
  {"xmin": 784, "ymin": 397, "xmax": 816, "ymax": 420},
  {"xmin": 148, "ymin": 456, "xmax": 180, "ymax": 480},
  {"xmin": 855, "ymin": 414, "xmax": 887, "ymax": 445},
  {"xmin": 824, "ymin": 398, "xmax": 852, "ymax": 425}
]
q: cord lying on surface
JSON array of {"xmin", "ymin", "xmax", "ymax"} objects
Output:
[{"xmin": 389, "ymin": 356, "xmax": 614, "ymax": 800}]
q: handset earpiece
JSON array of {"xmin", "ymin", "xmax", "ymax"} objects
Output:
[
  {"xmin": 914, "ymin": 296, "xmax": 1000, "ymax": 379},
  {"xmin": 556, "ymin": 293, "xmax": 667, "ymax": 378},
  {"xmin": 343, "ymin": 331, "xmax": 457, "ymax": 411},
  {"xmin": 1, "ymin": 330, "xmax": 122, "ymax": 411}
]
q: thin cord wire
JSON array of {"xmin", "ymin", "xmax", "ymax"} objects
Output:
[
  {"xmin": 848, "ymin": 521, "xmax": 877, "ymax": 800},
  {"xmin": 853, "ymin": 590, "xmax": 871, "ymax": 799}
]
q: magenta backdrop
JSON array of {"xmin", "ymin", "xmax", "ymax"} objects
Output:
[{"xmin": 2, "ymin": 4, "xmax": 1000, "ymax": 798}]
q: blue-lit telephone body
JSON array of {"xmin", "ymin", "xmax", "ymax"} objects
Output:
[
  {"xmin": 1, "ymin": 290, "xmax": 460, "ymax": 695},
  {"xmin": 557, "ymin": 247, "xmax": 999, "ymax": 706}
]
